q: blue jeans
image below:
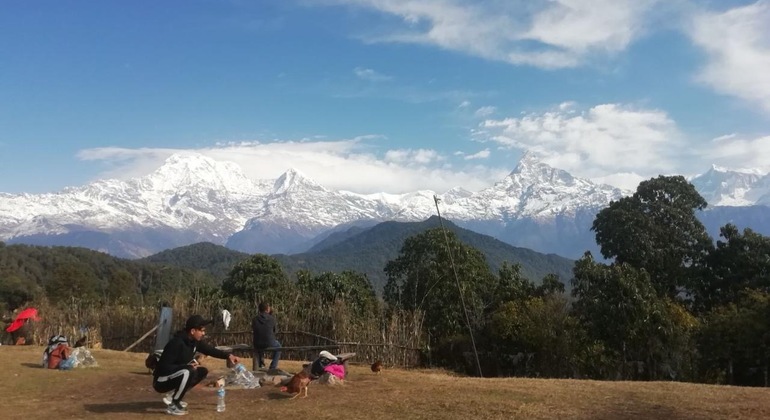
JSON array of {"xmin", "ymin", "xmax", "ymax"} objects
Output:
[{"xmin": 257, "ymin": 339, "xmax": 281, "ymax": 370}]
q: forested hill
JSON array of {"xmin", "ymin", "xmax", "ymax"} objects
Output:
[
  {"xmin": 140, "ymin": 242, "xmax": 250, "ymax": 280},
  {"xmin": 274, "ymin": 216, "xmax": 575, "ymax": 293},
  {"xmin": 0, "ymin": 243, "xmax": 215, "ymax": 309}
]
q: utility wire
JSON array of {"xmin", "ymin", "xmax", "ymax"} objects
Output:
[{"xmin": 433, "ymin": 195, "xmax": 483, "ymax": 377}]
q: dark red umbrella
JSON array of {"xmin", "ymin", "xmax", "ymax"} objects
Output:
[{"xmin": 6, "ymin": 307, "xmax": 41, "ymax": 333}]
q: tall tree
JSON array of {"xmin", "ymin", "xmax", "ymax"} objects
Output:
[
  {"xmin": 384, "ymin": 228, "xmax": 497, "ymax": 342},
  {"xmin": 592, "ymin": 175, "xmax": 713, "ymax": 298}
]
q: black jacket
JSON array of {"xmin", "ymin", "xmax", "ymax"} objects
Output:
[
  {"xmin": 252, "ymin": 312, "xmax": 276, "ymax": 349},
  {"xmin": 310, "ymin": 356, "xmax": 336, "ymax": 378},
  {"xmin": 154, "ymin": 331, "xmax": 230, "ymax": 378}
]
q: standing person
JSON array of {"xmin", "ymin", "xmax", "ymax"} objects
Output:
[
  {"xmin": 252, "ymin": 302, "xmax": 281, "ymax": 370},
  {"xmin": 153, "ymin": 315, "xmax": 239, "ymax": 416}
]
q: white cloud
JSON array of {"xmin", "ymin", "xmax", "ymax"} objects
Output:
[
  {"xmin": 458, "ymin": 100, "xmax": 471, "ymax": 108},
  {"xmin": 474, "ymin": 106, "xmax": 496, "ymax": 118},
  {"xmin": 320, "ymin": 0, "xmax": 660, "ymax": 68},
  {"xmin": 353, "ymin": 66, "xmax": 393, "ymax": 82},
  {"xmin": 688, "ymin": 1, "xmax": 770, "ymax": 115},
  {"xmin": 464, "ymin": 149, "xmax": 490, "ymax": 160},
  {"xmin": 700, "ymin": 133, "xmax": 770, "ymax": 172},
  {"xmin": 77, "ymin": 138, "xmax": 503, "ymax": 194},
  {"xmin": 478, "ymin": 103, "xmax": 685, "ymax": 181},
  {"xmin": 384, "ymin": 148, "xmax": 442, "ymax": 164},
  {"xmin": 525, "ymin": 0, "xmax": 657, "ymax": 53},
  {"xmin": 591, "ymin": 172, "xmax": 646, "ymax": 191}
]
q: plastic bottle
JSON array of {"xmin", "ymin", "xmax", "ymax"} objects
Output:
[
  {"xmin": 216, "ymin": 384, "xmax": 226, "ymax": 412},
  {"xmin": 234, "ymin": 363, "xmax": 257, "ymax": 383}
]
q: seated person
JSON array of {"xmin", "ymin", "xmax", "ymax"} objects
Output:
[{"xmin": 252, "ymin": 302, "xmax": 281, "ymax": 370}]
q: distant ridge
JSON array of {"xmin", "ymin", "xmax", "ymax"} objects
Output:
[{"xmin": 274, "ymin": 216, "xmax": 575, "ymax": 293}]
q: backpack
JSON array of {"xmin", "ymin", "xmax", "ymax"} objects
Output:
[
  {"xmin": 42, "ymin": 335, "xmax": 69, "ymax": 368},
  {"xmin": 54, "ymin": 346, "xmax": 74, "ymax": 370},
  {"xmin": 145, "ymin": 349, "xmax": 163, "ymax": 373}
]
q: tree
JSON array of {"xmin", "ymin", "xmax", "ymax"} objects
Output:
[
  {"xmin": 222, "ymin": 254, "xmax": 296, "ymax": 308},
  {"xmin": 105, "ymin": 268, "xmax": 139, "ymax": 303},
  {"xmin": 592, "ymin": 175, "xmax": 713, "ymax": 298},
  {"xmin": 697, "ymin": 224, "xmax": 770, "ymax": 312},
  {"xmin": 698, "ymin": 290, "xmax": 770, "ymax": 386},
  {"xmin": 0, "ymin": 273, "xmax": 42, "ymax": 311},
  {"xmin": 571, "ymin": 252, "xmax": 697, "ymax": 380},
  {"xmin": 495, "ymin": 262, "xmax": 536, "ymax": 303},
  {"xmin": 536, "ymin": 273, "xmax": 565, "ymax": 297},
  {"xmin": 384, "ymin": 228, "xmax": 497, "ymax": 342},
  {"xmin": 297, "ymin": 270, "xmax": 378, "ymax": 318},
  {"xmin": 46, "ymin": 261, "xmax": 100, "ymax": 303},
  {"xmin": 490, "ymin": 294, "xmax": 579, "ymax": 377}
]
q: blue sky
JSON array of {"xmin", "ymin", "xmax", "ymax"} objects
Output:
[{"xmin": 1, "ymin": 0, "xmax": 769, "ymax": 194}]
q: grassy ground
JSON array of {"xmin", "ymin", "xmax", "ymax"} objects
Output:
[{"xmin": 1, "ymin": 345, "xmax": 769, "ymax": 419}]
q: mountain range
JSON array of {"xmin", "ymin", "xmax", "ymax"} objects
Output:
[{"xmin": 1, "ymin": 152, "xmax": 769, "ymax": 259}]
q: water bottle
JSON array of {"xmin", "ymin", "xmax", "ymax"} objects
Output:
[
  {"xmin": 216, "ymin": 384, "xmax": 226, "ymax": 412},
  {"xmin": 235, "ymin": 363, "xmax": 256, "ymax": 383}
]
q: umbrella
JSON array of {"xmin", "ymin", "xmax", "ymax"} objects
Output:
[{"xmin": 6, "ymin": 307, "xmax": 41, "ymax": 333}]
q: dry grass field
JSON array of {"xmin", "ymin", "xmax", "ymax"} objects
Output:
[{"xmin": 1, "ymin": 345, "xmax": 769, "ymax": 419}]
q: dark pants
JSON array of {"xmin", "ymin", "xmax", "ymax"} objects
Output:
[
  {"xmin": 153, "ymin": 366, "xmax": 208, "ymax": 404},
  {"xmin": 256, "ymin": 339, "xmax": 281, "ymax": 370}
]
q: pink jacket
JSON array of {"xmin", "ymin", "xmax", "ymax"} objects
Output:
[{"xmin": 324, "ymin": 364, "xmax": 346, "ymax": 379}]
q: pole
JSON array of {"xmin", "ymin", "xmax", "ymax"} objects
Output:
[
  {"xmin": 123, "ymin": 324, "xmax": 159, "ymax": 352},
  {"xmin": 433, "ymin": 195, "xmax": 483, "ymax": 377}
]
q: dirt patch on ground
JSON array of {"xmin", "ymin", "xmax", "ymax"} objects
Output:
[{"xmin": 2, "ymin": 345, "xmax": 770, "ymax": 419}]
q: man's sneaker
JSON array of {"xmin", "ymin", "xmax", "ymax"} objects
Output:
[
  {"xmin": 166, "ymin": 403, "xmax": 188, "ymax": 416},
  {"xmin": 162, "ymin": 393, "xmax": 188, "ymax": 408}
]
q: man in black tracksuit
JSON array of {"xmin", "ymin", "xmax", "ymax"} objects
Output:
[{"xmin": 153, "ymin": 315, "xmax": 238, "ymax": 416}]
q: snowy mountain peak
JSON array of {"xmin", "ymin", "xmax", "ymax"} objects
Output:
[
  {"xmin": 272, "ymin": 168, "xmax": 325, "ymax": 195},
  {"xmin": 145, "ymin": 152, "xmax": 256, "ymax": 193},
  {"xmin": 691, "ymin": 165, "xmax": 770, "ymax": 206},
  {"xmin": 706, "ymin": 164, "xmax": 766, "ymax": 176},
  {"xmin": 505, "ymin": 153, "xmax": 577, "ymax": 187}
]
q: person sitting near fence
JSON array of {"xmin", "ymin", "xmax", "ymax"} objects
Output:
[
  {"xmin": 153, "ymin": 315, "xmax": 239, "ymax": 416},
  {"xmin": 252, "ymin": 302, "xmax": 281, "ymax": 370},
  {"xmin": 309, "ymin": 350, "xmax": 353, "ymax": 382}
]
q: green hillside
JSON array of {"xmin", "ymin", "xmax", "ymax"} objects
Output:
[
  {"xmin": 0, "ymin": 242, "xmax": 215, "ymax": 308},
  {"xmin": 275, "ymin": 216, "xmax": 575, "ymax": 292},
  {"xmin": 140, "ymin": 242, "xmax": 250, "ymax": 281}
]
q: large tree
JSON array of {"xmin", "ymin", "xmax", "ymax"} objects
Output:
[
  {"xmin": 592, "ymin": 175, "xmax": 713, "ymax": 298},
  {"xmin": 384, "ymin": 228, "xmax": 497, "ymax": 342}
]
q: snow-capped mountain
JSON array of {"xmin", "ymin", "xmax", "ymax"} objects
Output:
[
  {"xmin": 0, "ymin": 152, "xmax": 767, "ymax": 258},
  {"xmin": 0, "ymin": 153, "xmax": 273, "ymax": 255},
  {"xmin": 690, "ymin": 165, "xmax": 770, "ymax": 207}
]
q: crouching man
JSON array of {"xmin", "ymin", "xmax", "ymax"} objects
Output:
[{"xmin": 153, "ymin": 315, "xmax": 239, "ymax": 416}]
